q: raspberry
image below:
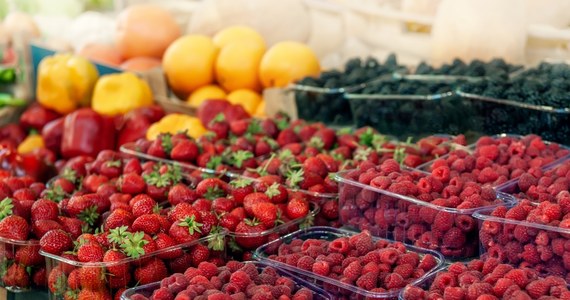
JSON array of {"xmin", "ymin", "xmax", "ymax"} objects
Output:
[
  {"xmin": 455, "ymin": 215, "xmax": 476, "ymax": 232},
  {"xmin": 433, "ymin": 211, "xmax": 454, "ymax": 232},
  {"xmin": 542, "ymin": 203, "xmax": 562, "ymax": 223},
  {"xmin": 442, "ymin": 227, "xmax": 466, "ymax": 248},
  {"xmin": 184, "ymin": 268, "xmax": 203, "ymax": 281},
  {"xmin": 239, "ymin": 263, "xmax": 259, "ymax": 281},
  {"xmin": 296, "ymin": 256, "xmax": 314, "ymax": 271},
  {"xmin": 349, "ymin": 231, "xmax": 374, "ymax": 255},
  {"xmin": 325, "ymin": 253, "xmax": 344, "ymax": 266},
  {"xmin": 432, "ymin": 166, "xmax": 451, "ymax": 183},
  {"xmin": 467, "ymin": 259, "xmax": 484, "ymax": 272},
  {"xmin": 378, "ymin": 248, "xmax": 399, "ymax": 265},
  {"xmin": 491, "ymin": 278, "xmax": 515, "ymax": 297},
  {"xmin": 380, "ymin": 159, "xmax": 400, "ymax": 175},
  {"xmin": 292, "ymin": 288, "xmax": 313, "ymax": 300},
  {"xmin": 402, "ymin": 286, "xmax": 426, "ymax": 300},
  {"xmin": 478, "ymin": 144, "xmax": 499, "ymax": 160},
  {"xmin": 505, "ymin": 205, "xmax": 528, "ymax": 220},
  {"xmin": 343, "ymin": 261, "xmax": 362, "ymax": 281},
  {"xmin": 520, "ymin": 244, "xmax": 540, "ymax": 264},
  {"xmin": 482, "ymin": 258, "xmax": 500, "ymax": 276},
  {"xmin": 458, "ymin": 271, "xmax": 480, "ymax": 288},
  {"xmin": 525, "ymin": 279, "xmax": 550, "ymax": 298},
  {"xmin": 341, "ymin": 257, "xmax": 359, "ymax": 269},
  {"xmin": 448, "ymin": 262, "xmax": 468, "ymax": 275},
  {"xmin": 370, "ymin": 176, "xmax": 391, "ymax": 189},
  {"xmin": 397, "ymin": 252, "xmax": 420, "ymax": 267},
  {"xmin": 443, "ymin": 286, "xmax": 465, "ymax": 300},
  {"xmin": 226, "ymin": 261, "xmax": 245, "ymax": 273},
  {"xmin": 518, "ymin": 173, "xmax": 538, "ymax": 192},
  {"xmin": 356, "ymin": 272, "xmax": 377, "ymax": 291},
  {"xmin": 418, "ymin": 254, "xmax": 438, "ymax": 272},
  {"xmin": 513, "ymin": 225, "xmax": 532, "ymax": 243},
  {"xmin": 328, "ymin": 237, "xmax": 349, "ymax": 254},
  {"xmin": 390, "ymin": 263, "xmax": 412, "ymax": 279},
  {"xmin": 466, "ymin": 282, "xmax": 493, "ymax": 300},
  {"xmin": 198, "ymin": 262, "xmax": 218, "ymax": 279},
  {"xmin": 311, "ymin": 261, "xmax": 330, "ymax": 276},
  {"xmin": 504, "ymin": 269, "xmax": 530, "ymax": 288},
  {"xmin": 271, "ymin": 285, "xmax": 291, "ymax": 298},
  {"xmin": 432, "ymin": 272, "xmax": 457, "ymax": 291},
  {"xmin": 384, "ymin": 273, "xmax": 405, "ymax": 289},
  {"xmin": 229, "ymin": 271, "xmax": 251, "ymax": 291},
  {"xmin": 478, "ymin": 167, "xmax": 499, "ymax": 184}
]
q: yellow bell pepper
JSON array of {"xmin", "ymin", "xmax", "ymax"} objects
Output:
[
  {"xmin": 17, "ymin": 135, "xmax": 45, "ymax": 154},
  {"xmin": 146, "ymin": 114, "xmax": 206, "ymax": 140},
  {"xmin": 91, "ymin": 72, "xmax": 153, "ymax": 116},
  {"xmin": 37, "ymin": 54, "xmax": 99, "ymax": 114}
]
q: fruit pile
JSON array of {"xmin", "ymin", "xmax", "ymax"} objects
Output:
[
  {"xmin": 338, "ymin": 158, "xmax": 507, "ymax": 258},
  {"xmin": 401, "ymin": 259, "xmax": 570, "ymax": 299},
  {"xmin": 259, "ymin": 229, "xmax": 441, "ymax": 295},
  {"xmin": 503, "ymin": 159, "xmax": 570, "ymax": 203},
  {"xmin": 128, "ymin": 261, "xmax": 324, "ymax": 300},
  {"xmin": 422, "ymin": 134, "xmax": 569, "ymax": 184},
  {"xmin": 294, "ymin": 55, "xmax": 407, "ymax": 125}
]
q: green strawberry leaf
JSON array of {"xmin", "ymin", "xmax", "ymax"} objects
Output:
[{"xmin": 0, "ymin": 197, "xmax": 14, "ymax": 221}]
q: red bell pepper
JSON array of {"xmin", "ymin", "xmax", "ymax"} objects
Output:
[
  {"xmin": 41, "ymin": 118, "xmax": 64, "ymax": 155},
  {"xmin": 116, "ymin": 105, "xmax": 165, "ymax": 147},
  {"xmin": 61, "ymin": 108, "xmax": 116, "ymax": 158},
  {"xmin": 20, "ymin": 104, "xmax": 61, "ymax": 131}
]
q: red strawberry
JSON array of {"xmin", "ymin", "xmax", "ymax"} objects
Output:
[
  {"xmin": 230, "ymin": 178, "xmax": 255, "ymax": 205},
  {"xmin": 219, "ymin": 213, "xmax": 240, "ymax": 231},
  {"xmin": 286, "ymin": 198, "xmax": 309, "ymax": 220},
  {"xmin": 117, "ymin": 173, "xmax": 146, "ymax": 195},
  {"xmin": 223, "ymin": 104, "xmax": 250, "ymax": 123},
  {"xmin": 79, "ymin": 266, "xmax": 105, "ymax": 290},
  {"xmin": 212, "ymin": 197, "xmax": 236, "ymax": 214},
  {"xmin": 311, "ymin": 128, "xmax": 336, "ymax": 150},
  {"xmin": 82, "ymin": 174, "xmax": 109, "ymax": 193},
  {"xmin": 31, "ymin": 199, "xmax": 59, "ymax": 222},
  {"xmin": 195, "ymin": 178, "xmax": 229, "ymax": 200},
  {"xmin": 3, "ymin": 263, "xmax": 30, "ymax": 288},
  {"xmin": 154, "ymin": 232, "xmax": 183, "ymax": 259},
  {"xmin": 264, "ymin": 183, "xmax": 288, "ymax": 204},
  {"xmin": 132, "ymin": 214, "xmax": 163, "ymax": 235},
  {"xmin": 103, "ymin": 209, "xmax": 133, "ymax": 231},
  {"xmin": 40, "ymin": 229, "xmax": 73, "ymax": 255},
  {"xmin": 171, "ymin": 139, "xmax": 199, "ymax": 162},
  {"xmin": 103, "ymin": 249, "xmax": 129, "ymax": 278},
  {"xmin": 277, "ymin": 128, "xmax": 300, "ymax": 147},
  {"xmin": 12, "ymin": 188, "xmax": 36, "ymax": 201},
  {"xmin": 303, "ymin": 157, "xmax": 328, "ymax": 178},
  {"xmin": 252, "ymin": 202, "xmax": 278, "ymax": 229},
  {"xmin": 243, "ymin": 193, "xmax": 270, "ymax": 216},
  {"xmin": 77, "ymin": 242, "xmax": 105, "ymax": 262},
  {"xmin": 15, "ymin": 244, "xmax": 43, "ymax": 266},
  {"xmin": 169, "ymin": 216, "xmax": 203, "ymax": 244},
  {"xmin": 57, "ymin": 216, "xmax": 84, "ymax": 239},
  {"xmin": 190, "ymin": 244, "xmax": 211, "ymax": 267},
  {"xmin": 32, "ymin": 219, "xmax": 64, "ymax": 239},
  {"xmin": 122, "ymin": 158, "xmax": 142, "ymax": 174},
  {"xmin": 134, "ymin": 258, "xmax": 168, "ymax": 285},
  {"xmin": 234, "ymin": 219, "xmax": 267, "ymax": 249},
  {"xmin": 0, "ymin": 215, "xmax": 29, "ymax": 240},
  {"xmin": 167, "ymin": 183, "xmax": 197, "ymax": 206},
  {"xmin": 229, "ymin": 119, "xmax": 250, "ymax": 136},
  {"xmin": 131, "ymin": 195, "xmax": 157, "ymax": 218},
  {"xmin": 168, "ymin": 202, "xmax": 200, "ymax": 223},
  {"xmin": 146, "ymin": 136, "xmax": 168, "ymax": 158}
]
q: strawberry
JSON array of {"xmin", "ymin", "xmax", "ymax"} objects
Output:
[
  {"xmin": 212, "ymin": 197, "xmax": 236, "ymax": 214},
  {"xmin": 131, "ymin": 195, "xmax": 158, "ymax": 218},
  {"xmin": 223, "ymin": 104, "xmax": 250, "ymax": 123},
  {"xmin": 264, "ymin": 182, "xmax": 288, "ymax": 204},
  {"xmin": 32, "ymin": 219, "xmax": 64, "ymax": 239},
  {"xmin": 134, "ymin": 258, "xmax": 168, "ymax": 285},
  {"xmin": 190, "ymin": 244, "xmax": 211, "ymax": 267},
  {"xmin": 277, "ymin": 128, "xmax": 300, "ymax": 147},
  {"xmin": 3, "ymin": 263, "xmax": 30, "ymax": 288},
  {"xmin": 229, "ymin": 119, "xmax": 250, "ymax": 136},
  {"xmin": 199, "ymin": 210, "xmax": 218, "ymax": 235},
  {"xmin": 230, "ymin": 178, "xmax": 255, "ymax": 205},
  {"xmin": 219, "ymin": 213, "xmax": 240, "ymax": 231},
  {"xmin": 103, "ymin": 249, "xmax": 129, "ymax": 279},
  {"xmin": 171, "ymin": 139, "xmax": 200, "ymax": 162},
  {"xmin": 103, "ymin": 209, "xmax": 133, "ymax": 231},
  {"xmin": 77, "ymin": 242, "xmax": 105, "ymax": 262},
  {"xmin": 252, "ymin": 202, "xmax": 279, "ymax": 229},
  {"xmin": 132, "ymin": 214, "xmax": 163, "ymax": 235},
  {"xmin": 48, "ymin": 177, "xmax": 75, "ymax": 195},
  {"xmin": 40, "ymin": 229, "xmax": 73, "ymax": 255},
  {"xmin": 286, "ymin": 198, "xmax": 309, "ymax": 220},
  {"xmin": 321, "ymin": 199, "xmax": 339, "ymax": 220},
  {"xmin": 169, "ymin": 216, "xmax": 203, "ymax": 244},
  {"xmin": 234, "ymin": 219, "xmax": 267, "ymax": 249},
  {"xmin": 117, "ymin": 173, "xmax": 146, "ymax": 195},
  {"xmin": 167, "ymin": 183, "xmax": 197, "ymax": 206},
  {"xmin": 146, "ymin": 135, "xmax": 169, "ymax": 158},
  {"xmin": 195, "ymin": 178, "xmax": 229, "ymax": 200},
  {"xmin": 243, "ymin": 193, "xmax": 270, "ymax": 216},
  {"xmin": 311, "ymin": 128, "xmax": 336, "ymax": 150},
  {"xmin": 303, "ymin": 157, "xmax": 328, "ymax": 178},
  {"xmin": 15, "ymin": 244, "xmax": 43, "ymax": 266},
  {"xmin": 30, "ymin": 199, "xmax": 59, "ymax": 222},
  {"xmin": 168, "ymin": 202, "xmax": 200, "ymax": 223},
  {"xmin": 0, "ymin": 215, "xmax": 29, "ymax": 240},
  {"xmin": 77, "ymin": 289, "xmax": 111, "ymax": 300},
  {"xmin": 79, "ymin": 266, "xmax": 106, "ymax": 290},
  {"xmin": 12, "ymin": 188, "xmax": 36, "ymax": 201},
  {"xmin": 122, "ymin": 158, "xmax": 142, "ymax": 174},
  {"xmin": 154, "ymin": 232, "xmax": 183, "ymax": 259},
  {"xmin": 82, "ymin": 174, "xmax": 109, "ymax": 193}
]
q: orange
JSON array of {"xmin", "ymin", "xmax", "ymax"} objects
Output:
[
  {"xmin": 215, "ymin": 42, "xmax": 264, "ymax": 92},
  {"xmin": 259, "ymin": 41, "xmax": 320, "ymax": 88},
  {"xmin": 226, "ymin": 89, "xmax": 262, "ymax": 115},
  {"xmin": 163, "ymin": 35, "xmax": 219, "ymax": 99},
  {"xmin": 254, "ymin": 100, "xmax": 266, "ymax": 117},
  {"xmin": 213, "ymin": 26, "xmax": 266, "ymax": 51},
  {"xmin": 187, "ymin": 84, "xmax": 227, "ymax": 107}
]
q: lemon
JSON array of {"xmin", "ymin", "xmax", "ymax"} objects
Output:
[
  {"xmin": 227, "ymin": 89, "xmax": 262, "ymax": 115},
  {"xmin": 259, "ymin": 41, "xmax": 320, "ymax": 88},
  {"xmin": 215, "ymin": 42, "xmax": 264, "ymax": 92},
  {"xmin": 187, "ymin": 84, "xmax": 227, "ymax": 107},
  {"xmin": 213, "ymin": 26, "xmax": 266, "ymax": 51},
  {"xmin": 163, "ymin": 35, "xmax": 219, "ymax": 99}
]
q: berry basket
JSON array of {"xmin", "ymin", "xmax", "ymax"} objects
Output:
[
  {"xmin": 0, "ymin": 237, "xmax": 44, "ymax": 292},
  {"xmin": 415, "ymin": 134, "xmax": 570, "ymax": 181},
  {"xmin": 474, "ymin": 206, "xmax": 570, "ymax": 284},
  {"xmin": 346, "ymin": 92, "xmax": 481, "ymax": 140},
  {"xmin": 253, "ymin": 226, "xmax": 444, "ymax": 300},
  {"xmin": 227, "ymin": 201, "xmax": 320, "ymax": 255},
  {"xmin": 40, "ymin": 233, "xmax": 227, "ymax": 300},
  {"xmin": 119, "ymin": 261, "xmax": 333, "ymax": 300},
  {"xmin": 335, "ymin": 168, "xmax": 515, "ymax": 260},
  {"xmin": 455, "ymin": 90, "xmax": 570, "ymax": 145}
]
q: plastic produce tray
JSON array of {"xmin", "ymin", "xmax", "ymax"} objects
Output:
[
  {"xmin": 456, "ymin": 90, "xmax": 570, "ymax": 144},
  {"xmin": 120, "ymin": 261, "xmax": 333, "ymax": 300},
  {"xmin": 474, "ymin": 207, "xmax": 570, "ymax": 282},
  {"xmin": 335, "ymin": 168, "xmax": 515, "ymax": 260},
  {"xmin": 254, "ymin": 226, "xmax": 444, "ymax": 300},
  {"xmin": 0, "ymin": 237, "xmax": 43, "ymax": 293},
  {"xmin": 41, "ymin": 233, "xmax": 227, "ymax": 300}
]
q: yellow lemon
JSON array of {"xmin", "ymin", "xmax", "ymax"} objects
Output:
[
  {"xmin": 227, "ymin": 89, "xmax": 262, "ymax": 115},
  {"xmin": 146, "ymin": 114, "xmax": 207, "ymax": 140},
  {"xmin": 213, "ymin": 25, "xmax": 266, "ymax": 51},
  {"xmin": 215, "ymin": 42, "xmax": 264, "ymax": 92},
  {"xmin": 163, "ymin": 35, "xmax": 219, "ymax": 99},
  {"xmin": 187, "ymin": 84, "xmax": 227, "ymax": 107},
  {"xmin": 259, "ymin": 41, "xmax": 320, "ymax": 88}
]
